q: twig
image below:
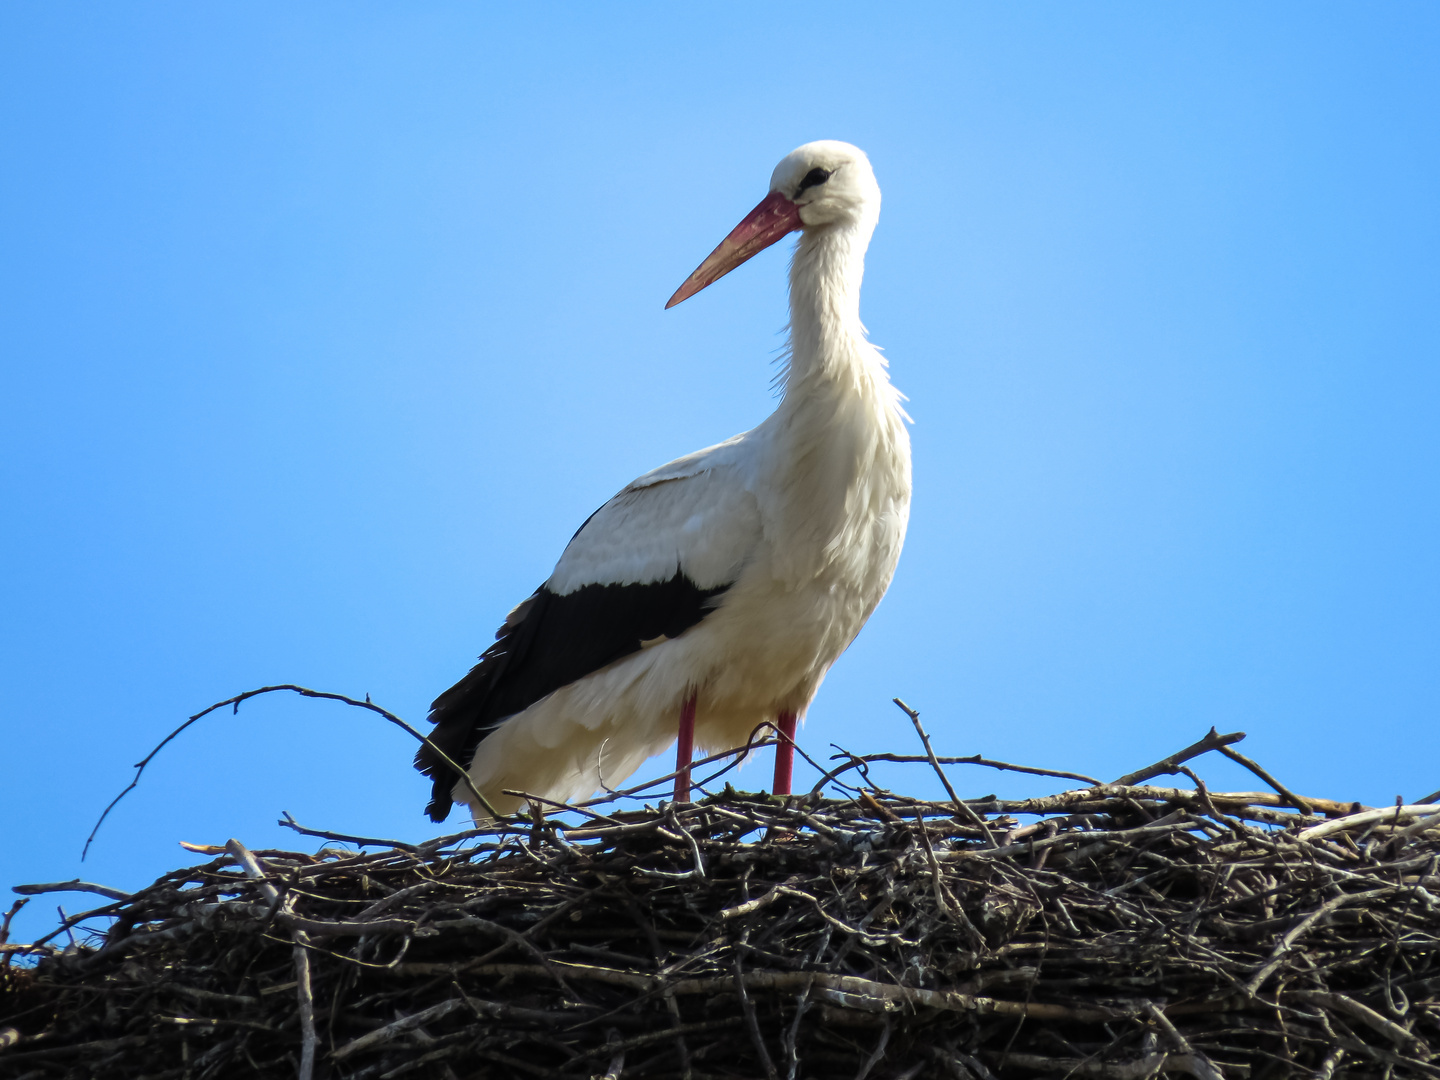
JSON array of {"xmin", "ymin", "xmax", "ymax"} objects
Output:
[
  {"xmin": 854, "ymin": 1017, "xmax": 892, "ymax": 1080},
  {"xmin": 502, "ymin": 792, "xmax": 624, "ymax": 826},
  {"xmin": 894, "ymin": 699, "xmax": 998, "ymax": 848},
  {"xmin": 404, "ymin": 963, "xmax": 1142, "ymax": 1022},
  {"xmin": 277, "ymin": 812, "xmax": 420, "ymax": 852},
  {"xmin": 783, "ymin": 970, "xmax": 818, "ymax": 1080},
  {"xmin": 735, "ymin": 951, "xmax": 779, "ymax": 1080},
  {"xmin": 1145, "ymin": 1002, "xmax": 1224, "ymax": 1080},
  {"xmin": 12, "ymin": 738, "xmax": 1440, "ymax": 1077},
  {"xmin": 597, "ymin": 1031, "xmax": 625, "ymax": 1080},
  {"xmin": 332, "ymin": 998, "xmax": 467, "ymax": 1060},
  {"xmin": 721, "ymin": 884, "xmax": 786, "ymax": 920},
  {"xmin": 291, "ymin": 930, "xmax": 317, "ymax": 1080},
  {"xmin": 578, "ymin": 729, "xmax": 777, "ymax": 806},
  {"xmin": 24, "ymin": 896, "xmax": 132, "ymax": 951},
  {"xmin": 994, "ymin": 1052, "xmax": 1200, "ymax": 1078},
  {"xmin": 808, "ymin": 749, "xmax": 880, "ymax": 797},
  {"xmin": 1215, "ymin": 744, "xmax": 1313, "ymax": 814},
  {"xmin": 85, "ymin": 685, "xmax": 500, "ymax": 859},
  {"xmin": 1289, "ymin": 990, "xmax": 1433, "ymax": 1055},
  {"xmin": 1244, "ymin": 887, "xmax": 1396, "ymax": 994},
  {"xmin": 1310, "ymin": 1046, "xmax": 1344, "ymax": 1080},
  {"xmin": 1110, "ymin": 727, "xmax": 1246, "ymax": 787},
  {"xmin": 1392, "ymin": 809, "xmax": 1440, "ymax": 843},
  {"xmin": 851, "ymin": 752, "xmax": 1101, "ymax": 787},
  {"xmin": 0, "ymin": 898, "xmax": 27, "ymax": 947},
  {"xmin": 563, "ymin": 1019, "xmax": 741, "ymax": 1063},
  {"xmin": 859, "ymin": 790, "xmax": 903, "ymax": 824},
  {"xmin": 226, "ymin": 839, "xmax": 318, "ymax": 1080},
  {"xmin": 12, "ymin": 880, "xmax": 132, "ymax": 902},
  {"xmin": 1298, "ymin": 805, "xmax": 1440, "ymax": 842}
]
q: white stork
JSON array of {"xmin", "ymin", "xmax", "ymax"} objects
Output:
[{"xmin": 416, "ymin": 140, "xmax": 911, "ymax": 821}]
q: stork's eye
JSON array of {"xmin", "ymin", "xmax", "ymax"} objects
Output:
[{"xmin": 797, "ymin": 167, "xmax": 832, "ymax": 194}]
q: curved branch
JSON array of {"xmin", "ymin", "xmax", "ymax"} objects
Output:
[{"xmin": 83, "ymin": 684, "xmax": 501, "ymax": 860}]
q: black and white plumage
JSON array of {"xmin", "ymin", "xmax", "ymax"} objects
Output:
[{"xmin": 417, "ymin": 140, "xmax": 911, "ymax": 822}]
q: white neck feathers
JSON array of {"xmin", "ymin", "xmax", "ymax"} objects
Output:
[{"xmin": 780, "ymin": 216, "xmax": 882, "ymax": 397}]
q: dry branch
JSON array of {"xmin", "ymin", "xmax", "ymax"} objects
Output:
[{"xmin": 6, "ymin": 728, "xmax": 1439, "ymax": 1079}]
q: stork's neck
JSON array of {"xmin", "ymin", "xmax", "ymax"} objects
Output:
[{"xmin": 781, "ymin": 219, "xmax": 878, "ymax": 396}]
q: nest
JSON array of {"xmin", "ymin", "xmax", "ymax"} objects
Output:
[{"xmin": 3, "ymin": 726, "xmax": 1439, "ymax": 1079}]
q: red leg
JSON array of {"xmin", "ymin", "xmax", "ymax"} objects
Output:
[
  {"xmin": 772, "ymin": 711, "xmax": 797, "ymax": 797},
  {"xmin": 674, "ymin": 690, "xmax": 697, "ymax": 803}
]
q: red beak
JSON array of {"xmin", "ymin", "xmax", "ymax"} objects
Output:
[{"xmin": 665, "ymin": 190, "xmax": 803, "ymax": 309}]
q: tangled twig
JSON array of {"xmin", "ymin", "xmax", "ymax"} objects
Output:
[{"xmin": 5, "ymin": 716, "xmax": 1437, "ymax": 1079}]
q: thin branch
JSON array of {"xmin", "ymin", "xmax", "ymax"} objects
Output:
[
  {"xmin": 735, "ymin": 952, "xmax": 779, "ymax": 1080},
  {"xmin": 1145, "ymin": 1002, "xmax": 1224, "ymax": 1080},
  {"xmin": 18, "ymin": 719, "xmax": 1440, "ymax": 1077},
  {"xmin": 400, "ymin": 963, "xmax": 1141, "ymax": 1023},
  {"xmin": 12, "ymin": 880, "xmax": 132, "ymax": 902},
  {"xmin": 851, "ymin": 752, "xmax": 1101, "ymax": 787},
  {"xmin": 1244, "ymin": 887, "xmax": 1396, "ymax": 994},
  {"xmin": 84, "ymin": 684, "xmax": 502, "ymax": 859},
  {"xmin": 806, "ymin": 748, "xmax": 875, "ymax": 797},
  {"xmin": 995, "ymin": 1052, "xmax": 1200, "ymax": 1078},
  {"xmin": 1288, "ymin": 991, "xmax": 1433, "ymax": 1055},
  {"xmin": 332, "ymin": 999, "xmax": 467, "ymax": 1061},
  {"xmin": 1298, "ymin": 805, "xmax": 1440, "ymax": 842},
  {"xmin": 854, "ymin": 1017, "xmax": 892, "ymax": 1080},
  {"xmin": 1215, "ymin": 744, "xmax": 1313, "ymax": 814},
  {"xmin": 277, "ymin": 812, "xmax": 420, "ymax": 852},
  {"xmin": 578, "ymin": 728, "xmax": 777, "ymax": 806},
  {"xmin": 893, "ymin": 699, "xmax": 998, "ymax": 848},
  {"xmin": 0, "ymin": 898, "xmax": 28, "ymax": 946},
  {"xmin": 226, "ymin": 839, "xmax": 317, "ymax": 1080},
  {"xmin": 1110, "ymin": 727, "xmax": 1246, "ymax": 787}
]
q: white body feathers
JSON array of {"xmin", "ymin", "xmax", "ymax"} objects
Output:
[{"xmin": 451, "ymin": 142, "xmax": 911, "ymax": 818}]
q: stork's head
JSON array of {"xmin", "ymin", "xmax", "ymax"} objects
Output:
[
  {"xmin": 666, "ymin": 140, "xmax": 878, "ymax": 308},
  {"xmin": 769, "ymin": 140, "xmax": 880, "ymax": 229}
]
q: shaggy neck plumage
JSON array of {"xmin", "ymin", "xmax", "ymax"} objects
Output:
[{"xmin": 779, "ymin": 216, "xmax": 880, "ymax": 400}]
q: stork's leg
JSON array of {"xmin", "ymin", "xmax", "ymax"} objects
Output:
[
  {"xmin": 674, "ymin": 690, "xmax": 697, "ymax": 804},
  {"xmin": 772, "ymin": 711, "xmax": 798, "ymax": 797}
]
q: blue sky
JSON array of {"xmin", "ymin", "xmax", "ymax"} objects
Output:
[{"xmin": 3, "ymin": 5, "xmax": 1437, "ymax": 944}]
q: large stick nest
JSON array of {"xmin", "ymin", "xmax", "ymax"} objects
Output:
[{"xmin": 3, "ymin": 732, "xmax": 1439, "ymax": 1079}]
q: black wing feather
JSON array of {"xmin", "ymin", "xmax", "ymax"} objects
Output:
[{"xmin": 416, "ymin": 571, "xmax": 730, "ymax": 820}]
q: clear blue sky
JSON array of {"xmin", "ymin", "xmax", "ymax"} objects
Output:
[{"xmin": 3, "ymin": 5, "xmax": 1437, "ymax": 944}]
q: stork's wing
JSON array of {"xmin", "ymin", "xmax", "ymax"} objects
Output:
[{"xmin": 416, "ymin": 444, "xmax": 760, "ymax": 820}]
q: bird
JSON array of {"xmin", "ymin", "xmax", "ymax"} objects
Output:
[{"xmin": 416, "ymin": 140, "xmax": 911, "ymax": 822}]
